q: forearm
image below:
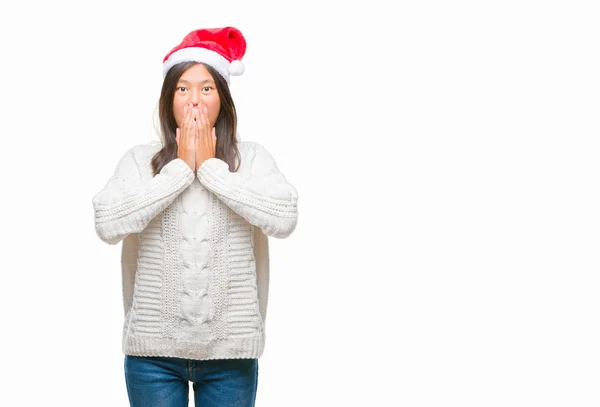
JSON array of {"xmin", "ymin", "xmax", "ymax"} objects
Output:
[
  {"xmin": 197, "ymin": 157, "xmax": 298, "ymax": 238},
  {"xmin": 93, "ymin": 157, "xmax": 195, "ymax": 244}
]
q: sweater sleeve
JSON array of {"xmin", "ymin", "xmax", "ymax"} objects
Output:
[
  {"xmin": 92, "ymin": 146, "xmax": 195, "ymax": 245},
  {"xmin": 196, "ymin": 143, "xmax": 298, "ymax": 238}
]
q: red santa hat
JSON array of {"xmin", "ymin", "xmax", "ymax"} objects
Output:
[{"xmin": 162, "ymin": 26, "xmax": 247, "ymax": 85}]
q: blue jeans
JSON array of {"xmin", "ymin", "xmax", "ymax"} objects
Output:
[{"xmin": 124, "ymin": 355, "xmax": 258, "ymax": 407}]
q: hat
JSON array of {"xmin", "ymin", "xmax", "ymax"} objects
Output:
[{"xmin": 162, "ymin": 26, "xmax": 247, "ymax": 84}]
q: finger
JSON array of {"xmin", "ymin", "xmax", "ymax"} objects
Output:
[
  {"xmin": 176, "ymin": 128, "xmax": 180, "ymax": 145},
  {"xmin": 185, "ymin": 105, "xmax": 196, "ymax": 137},
  {"xmin": 181, "ymin": 105, "xmax": 189, "ymax": 135},
  {"xmin": 203, "ymin": 105, "xmax": 211, "ymax": 137},
  {"xmin": 191, "ymin": 107, "xmax": 200, "ymax": 135},
  {"xmin": 185, "ymin": 104, "xmax": 194, "ymax": 126},
  {"xmin": 195, "ymin": 105, "xmax": 206, "ymax": 144},
  {"xmin": 195, "ymin": 105, "xmax": 202, "ymax": 126},
  {"xmin": 191, "ymin": 107, "xmax": 198, "ymax": 140},
  {"xmin": 199, "ymin": 106, "xmax": 210, "ymax": 151},
  {"xmin": 196, "ymin": 107, "xmax": 203, "ymax": 133},
  {"xmin": 182, "ymin": 104, "xmax": 190, "ymax": 127},
  {"xmin": 184, "ymin": 111, "xmax": 196, "ymax": 148},
  {"xmin": 197, "ymin": 103, "xmax": 206, "ymax": 129}
]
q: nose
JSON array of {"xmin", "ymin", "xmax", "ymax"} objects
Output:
[{"xmin": 190, "ymin": 89, "xmax": 201, "ymax": 106}]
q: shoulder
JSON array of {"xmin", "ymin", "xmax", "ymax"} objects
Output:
[
  {"xmin": 236, "ymin": 141, "xmax": 283, "ymax": 174},
  {"xmin": 131, "ymin": 140, "xmax": 162, "ymax": 156},
  {"xmin": 112, "ymin": 141, "xmax": 162, "ymax": 175},
  {"xmin": 123, "ymin": 141, "xmax": 162, "ymax": 162},
  {"xmin": 237, "ymin": 140, "xmax": 271, "ymax": 159},
  {"xmin": 238, "ymin": 140, "xmax": 262, "ymax": 153}
]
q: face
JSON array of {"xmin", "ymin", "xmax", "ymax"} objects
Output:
[{"xmin": 173, "ymin": 63, "xmax": 221, "ymax": 128}]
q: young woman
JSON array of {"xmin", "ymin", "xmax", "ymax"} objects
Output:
[{"xmin": 92, "ymin": 26, "xmax": 299, "ymax": 407}]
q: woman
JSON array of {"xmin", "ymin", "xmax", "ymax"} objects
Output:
[{"xmin": 92, "ymin": 26, "xmax": 299, "ymax": 407}]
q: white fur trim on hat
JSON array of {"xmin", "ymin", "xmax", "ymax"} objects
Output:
[
  {"xmin": 229, "ymin": 60, "xmax": 245, "ymax": 76},
  {"xmin": 163, "ymin": 47, "xmax": 231, "ymax": 83}
]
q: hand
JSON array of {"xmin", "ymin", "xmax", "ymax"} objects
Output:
[
  {"xmin": 175, "ymin": 103, "xmax": 196, "ymax": 171},
  {"xmin": 194, "ymin": 103, "xmax": 217, "ymax": 172}
]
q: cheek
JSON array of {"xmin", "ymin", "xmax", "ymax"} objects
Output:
[
  {"xmin": 173, "ymin": 102, "xmax": 184, "ymax": 127},
  {"xmin": 210, "ymin": 108, "xmax": 219, "ymax": 126},
  {"xmin": 208, "ymin": 101, "xmax": 221, "ymax": 126}
]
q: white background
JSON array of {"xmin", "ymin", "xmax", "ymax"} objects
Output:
[{"xmin": 1, "ymin": 0, "xmax": 599, "ymax": 406}]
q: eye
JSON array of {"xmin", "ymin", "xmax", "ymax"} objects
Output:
[
  {"xmin": 202, "ymin": 86, "xmax": 213, "ymax": 92},
  {"xmin": 177, "ymin": 86, "xmax": 188, "ymax": 92}
]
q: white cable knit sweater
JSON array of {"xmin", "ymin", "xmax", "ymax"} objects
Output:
[{"xmin": 92, "ymin": 140, "xmax": 298, "ymax": 360}]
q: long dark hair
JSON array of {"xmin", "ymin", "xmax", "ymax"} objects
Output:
[{"xmin": 151, "ymin": 61, "xmax": 241, "ymax": 176}]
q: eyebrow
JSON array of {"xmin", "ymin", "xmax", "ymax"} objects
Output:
[{"xmin": 177, "ymin": 79, "xmax": 215, "ymax": 85}]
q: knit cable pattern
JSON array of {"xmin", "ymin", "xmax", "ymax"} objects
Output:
[{"xmin": 93, "ymin": 141, "xmax": 298, "ymax": 360}]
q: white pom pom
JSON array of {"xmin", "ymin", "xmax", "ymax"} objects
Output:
[{"xmin": 229, "ymin": 60, "xmax": 245, "ymax": 76}]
